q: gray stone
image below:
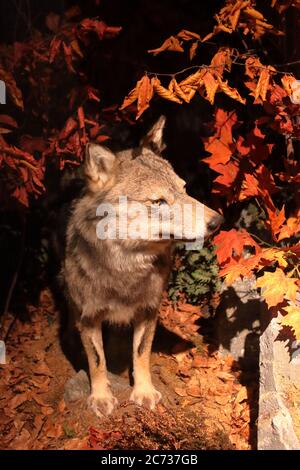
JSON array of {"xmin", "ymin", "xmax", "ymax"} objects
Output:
[
  {"xmin": 258, "ymin": 312, "xmax": 300, "ymax": 450},
  {"xmin": 215, "ymin": 277, "xmax": 265, "ymax": 369},
  {"xmin": 64, "ymin": 369, "xmax": 129, "ymax": 403},
  {"xmin": 64, "ymin": 369, "xmax": 90, "ymax": 403}
]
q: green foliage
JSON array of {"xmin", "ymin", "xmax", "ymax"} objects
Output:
[{"xmin": 168, "ymin": 244, "xmax": 221, "ymax": 304}]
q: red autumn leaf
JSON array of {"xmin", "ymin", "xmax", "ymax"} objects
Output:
[
  {"xmin": 62, "ymin": 42, "xmax": 75, "ymax": 73},
  {"xmin": 213, "ymin": 229, "xmax": 261, "ymax": 265},
  {"xmin": 59, "ymin": 117, "xmax": 78, "ymax": 140},
  {"xmin": 212, "ymin": 161, "xmax": 239, "ymax": 187},
  {"xmin": 219, "ymin": 253, "xmax": 262, "ymax": 284},
  {"xmin": 239, "ymin": 165, "xmax": 277, "ymax": 202},
  {"xmin": 203, "ymin": 140, "xmax": 232, "ymax": 167},
  {"xmin": 77, "ymin": 107, "xmax": 85, "ymax": 130},
  {"xmin": 49, "ymin": 38, "xmax": 62, "ymax": 63},
  {"xmin": 0, "ymin": 114, "xmax": 18, "ymax": 129},
  {"xmin": 203, "ymin": 109, "xmax": 238, "ymax": 168},
  {"xmin": 266, "ymin": 205, "xmax": 286, "ymax": 239},
  {"xmin": 278, "ymin": 216, "xmax": 300, "ymax": 241}
]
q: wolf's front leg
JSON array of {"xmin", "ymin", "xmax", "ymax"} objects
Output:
[
  {"xmin": 79, "ymin": 322, "xmax": 118, "ymax": 417},
  {"xmin": 130, "ymin": 312, "xmax": 161, "ymax": 410}
]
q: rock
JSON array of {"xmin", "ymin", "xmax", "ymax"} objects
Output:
[
  {"xmin": 215, "ymin": 277, "xmax": 266, "ymax": 369},
  {"xmin": 64, "ymin": 369, "xmax": 129, "ymax": 403},
  {"xmin": 258, "ymin": 312, "xmax": 300, "ymax": 450},
  {"xmin": 107, "ymin": 372, "xmax": 129, "ymax": 392},
  {"xmin": 64, "ymin": 370, "xmax": 90, "ymax": 403}
]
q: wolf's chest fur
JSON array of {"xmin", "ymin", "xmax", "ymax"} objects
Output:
[{"xmin": 64, "ymin": 214, "xmax": 172, "ymax": 324}]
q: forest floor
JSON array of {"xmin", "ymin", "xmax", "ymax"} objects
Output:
[{"xmin": 0, "ymin": 289, "xmax": 257, "ymax": 450}]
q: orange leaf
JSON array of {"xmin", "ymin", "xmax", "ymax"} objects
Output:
[
  {"xmin": 278, "ymin": 217, "xmax": 300, "ymax": 241},
  {"xmin": 62, "ymin": 42, "xmax": 75, "ymax": 73},
  {"xmin": 281, "ymin": 305, "xmax": 300, "ymax": 340},
  {"xmin": 152, "ymin": 77, "xmax": 182, "ymax": 104},
  {"xmin": 169, "ymin": 78, "xmax": 189, "ymax": 102},
  {"xmin": 120, "ymin": 85, "xmax": 139, "ymax": 110},
  {"xmin": 202, "ymin": 72, "xmax": 219, "ymax": 105},
  {"xmin": 49, "ymin": 38, "xmax": 62, "ymax": 63},
  {"xmin": 267, "ymin": 205, "xmax": 286, "ymax": 239},
  {"xmin": 245, "ymin": 57, "xmax": 264, "ymax": 79},
  {"xmin": 210, "ymin": 48, "xmax": 232, "ymax": 75},
  {"xmin": 136, "ymin": 75, "xmax": 154, "ymax": 118},
  {"xmin": 77, "ymin": 107, "xmax": 85, "ymax": 129},
  {"xmin": 217, "ymin": 78, "xmax": 246, "ymax": 104},
  {"xmin": 203, "ymin": 109, "xmax": 238, "ymax": 167},
  {"xmin": 189, "ymin": 41, "xmax": 199, "ymax": 60},
  {"xmin": 213, "ymin": 161, "xmax": 239, "ymax": 187},
  {"xmin": 259, "ymin": 248, "xmax": 288, "ymax": 269},
  {"xmin": 177, "ymin": 30, "xmax": 201, "ymax": 41},
  {"xmin": 203, "ymin": 140, "xmax": 232, "ymax": 167},
  {"xmin": 220, "ymin": 254, "xmax": 262, "ymax": 284},
  {"xmin": 148, "ymin": 36, "xmax": 184, "ymax": 55},
  {"xmin": 256, "ymin": 269, "xmax": 298, "ymax": 308},
  {"xmin": 213, "ymin": 229, "xmax": 260, "ymax": 265}
]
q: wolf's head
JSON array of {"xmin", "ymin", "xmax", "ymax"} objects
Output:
[{"xmin": 84, "ymin": 117, "xmax": 223, "ymax": 244}]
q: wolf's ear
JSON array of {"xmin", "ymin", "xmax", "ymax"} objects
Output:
[
  {"xmin": 140, "ymin": 115, "xmax": 166, "ymax": 153},
  {"xmin": 84, "ymin": 143, "xmax": 116, "ymax": 192}
]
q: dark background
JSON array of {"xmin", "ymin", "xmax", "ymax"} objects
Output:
[{"xmin": 0, "ymin": 0, "xmax": 299, "ymax": 322}]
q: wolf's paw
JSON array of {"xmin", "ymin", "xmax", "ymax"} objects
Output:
[
  {"xmin": 88, "ymin": 390, "xmax": 118, "ymax": 418},
  {"xmin": 130, "ymin": 384, "xmax": 162, "ymax": 410}
]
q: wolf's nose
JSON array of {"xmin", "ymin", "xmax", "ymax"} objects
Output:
[{"xmin": 207, "ymin": 214, "xmax": 224, "ymax": 233}]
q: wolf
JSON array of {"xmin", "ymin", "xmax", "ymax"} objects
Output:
[{"xmin": 62, "ymin": 116, "xmax": 223, "ymax": 418}]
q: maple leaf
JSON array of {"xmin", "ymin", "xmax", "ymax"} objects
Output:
[
  {"xmin": 278, "ymin": 217, "xmax": 300, "ymax": 241},
  {"xmin": 259, "ymin": 248, "xmax": 288, "ymax": 269},
  {"xmin": 239, "ymin": 165, "xmax": 277, "ymax": 203},
  {"xmin": 213, "ymin": 161, "xmax": 239, "ymax": 187},
  {"xmin": 256, "ymin": 269, "xmax": 298, "ymax": 308},
  {"xmin": 203, "ymin": 139, "xmax": 232, "ymax": 167},
  {"xmin": 281, "ymin": 305, "xmax": 300, "ymax": 340},
  {"xmin": 219, "ymin": 254, "xmax": 262, "ymax": 284},
  {"xmin": 213, "ymin": 229, "xmax": 260, "ymax": 265},
  {"xmin": 267, "ymin": 205, "xmax": 286, "ymax": 239},
  {"xmin": 202, "ymin": 109, "xmax": 238, "ymax": 168}
]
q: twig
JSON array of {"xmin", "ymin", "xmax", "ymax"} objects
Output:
[
  {"xmin": 145, "ymin": 56, "xmax": 300, "ymax": 78},
  {"xmin": 0, "ymin": 216, "xmax": 26, "ymax": 342}
]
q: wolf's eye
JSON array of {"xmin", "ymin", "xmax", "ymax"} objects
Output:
[{"xmin": 152, "ymin": 198, "xmax": 167, "ymax": 206}]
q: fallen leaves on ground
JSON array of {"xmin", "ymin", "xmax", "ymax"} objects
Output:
[{"xmin": 0, "ymin": 289, "xmax": 254, "ymax": 450}]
